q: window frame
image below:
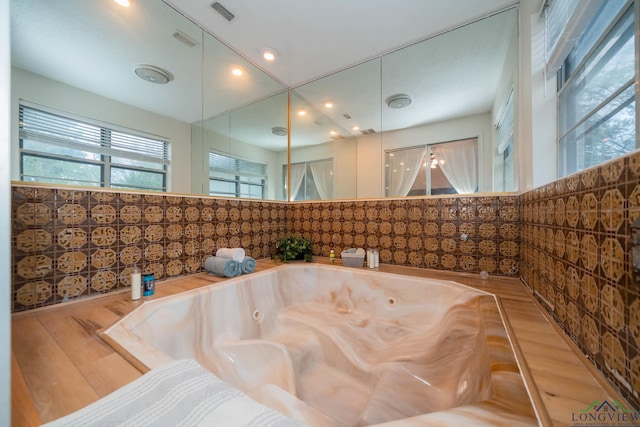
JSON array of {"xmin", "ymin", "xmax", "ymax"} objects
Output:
[
  {"xmin": 208, "ymin": 150, "xmax": 267, "ymax": 199},
  {"xmin": 384, "ymin": 138, "xmax": 479, "ymax": 197},
  {"xmin": 555, "ymin": 0, "xmax": 638, "ymax": 177},
  {"xmin": 19, "ymin": 103, "xmax": 170, "ymax": 191}
]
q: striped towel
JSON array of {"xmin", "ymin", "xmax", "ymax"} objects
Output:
[{"xmin": 43, "ymin": 359, "xmax": 304, "ymax": 427}]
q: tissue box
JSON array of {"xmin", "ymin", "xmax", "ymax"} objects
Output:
[{"xmin": 341, "ymin": 249, "xmax": 365, "ymax": 267}]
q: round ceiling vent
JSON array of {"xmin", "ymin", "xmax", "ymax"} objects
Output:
[
  {"xmin": 271, "ymin": 126, "xmax": 288, "ymax": 136},
  {"xmin": 134, "ymin": 65, "xmax": 174, "ymax": 84},
  {"xmin": 385, "ymin": 93, "xmax": 412, "ymax": 109}
]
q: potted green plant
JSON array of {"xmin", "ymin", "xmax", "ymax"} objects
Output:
[{"xmin": 274, "ymin": 236, "xmax": 313, "ymax": 262}]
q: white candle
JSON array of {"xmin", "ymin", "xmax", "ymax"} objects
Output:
[{"xmin": 131, "ymin": 267, "xmax": 141, "ymax": 300}]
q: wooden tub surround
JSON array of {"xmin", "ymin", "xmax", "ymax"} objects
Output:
[{"xmin": 11, "ymin": 259, "xmax": 634, "ymax": 426}]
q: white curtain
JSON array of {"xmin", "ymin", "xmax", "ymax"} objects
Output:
[
  {"xmin": 309, "ymin": 160, "xmax": 334, "ymax": 200},
  {"xmin": 288, "ymin": 163, "xmax": 305, "ymax": 201},
  {"xmin": 430, "ymin": 138, "xmax": 478, "ymax": 194},
  {"xmin": 386, "ymin": 147, "xmax": 425, "ymax": 197}
]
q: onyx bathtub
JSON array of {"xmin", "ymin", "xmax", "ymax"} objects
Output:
[{"xmin": 102, "ymin": 264, "xmax": 539, "ymax": 426}]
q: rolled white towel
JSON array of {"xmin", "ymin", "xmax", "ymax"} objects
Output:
[{"xmin": 215, "ymin": 247, "xmax": 245, "ymax": 262}]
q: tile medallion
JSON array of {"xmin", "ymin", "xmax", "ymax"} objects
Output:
[
  {"xmin": 15, "ymin": 229, "xmax": 53, "ymax": 253},
  {"xmin": 16, "ymin": 281, "xmax": 52, "ymax": 306},
  {"xmin": 16, "ymin": 203, "xmax": 52, "ymax": 226}
]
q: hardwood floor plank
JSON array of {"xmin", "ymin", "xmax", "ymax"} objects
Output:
[
  {"xmin": 11, "ymin": 353, "xmax": 41, "ymax": 427},
  {"xmin": 77, "ymin": 352, "xmax": 141, "ymax": 397},
  {"xmin": 12, "ymin": 317, "xmax": 99, "ymax": 423}
]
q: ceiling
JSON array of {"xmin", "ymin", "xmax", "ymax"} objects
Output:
[
  {"xmin": 166, "ymin": 0, "xmax": 517, "ymax": 87},
  {"xmin": 10, "ymin": 0, "xmax": 518, "ymax": 150}
]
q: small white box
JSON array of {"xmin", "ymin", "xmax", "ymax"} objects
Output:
[{"xmin": 341, "ymin": 250, "xmax": 365, "ymax": 267}]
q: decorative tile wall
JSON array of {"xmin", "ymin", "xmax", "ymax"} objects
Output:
[
  {"xmin": 288, "ymin": 195, "xmax": 520, "ymax": 275},
  {"xmin": 11, "ymin": 185, "xmax": 520, "ymax": 313},
  {"xmin": 11, "ymin": 186, "xmax": 288, "ymax": 312},
  {"xmin": 520, "ymin": 152, "xmax": 640, "ymax": 409}
]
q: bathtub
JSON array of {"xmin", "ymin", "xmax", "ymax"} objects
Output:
[{"xmin": 102, "ymin": 264, "xmax": 538, "ymax": 426}]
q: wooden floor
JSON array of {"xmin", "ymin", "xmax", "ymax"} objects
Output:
[{"xmin": 11, "ymin": 259, "xmax": 631, "ymax": 426}]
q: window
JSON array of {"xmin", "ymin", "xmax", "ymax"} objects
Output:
[
  {"xmin": 284, "ymin": 159, "xmax": 334, "ymax": 201},
  {"xmin": 555, "ymin": 1, "xmax": 636, "ymax": 176},
  {"xmin": 209, "ymin": 151, "xmax": 267, "ymax": 199},
  {"xmin": 19, "ymin": 104, "xmax": 169, "ymax": 191},
  {"xmin": 496, "ymin": 89, "xmax": 515, "ymax": 191},
  {"xmin": 385, "ymin": 138, "xmax": 478, "ymax": 196}
]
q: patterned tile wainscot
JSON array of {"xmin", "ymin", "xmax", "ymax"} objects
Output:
[
  {"xmin": 520, "ymin": 151, "xmax": 640, "ymax": 410},
  {"xmin": 11, "ymin": 185, "xmax": 288, "ymax": 312},
  {"xmin": 287, "ymin": 195, "xmax": 520, "ymax": 275}
]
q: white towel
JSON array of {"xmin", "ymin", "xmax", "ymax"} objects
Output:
[
  {"xmin": 216, "ymin": 247, "xmax": 245, "ymax": 262},
  {"xmin": 43, "ymin": 359, "xmax": 304, "ymax": 427}
]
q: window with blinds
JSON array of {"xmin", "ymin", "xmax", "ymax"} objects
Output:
[
  {"xmin": 553, "ymin": 1, "xmax": 636, "ymax": 177},
  {"xmin": 19, "ymin": 104, "xmax": 169, "ymax": 191},
  {"xmin": 209, "ymin": 151, "xmax": 267, "ymax": 199}
]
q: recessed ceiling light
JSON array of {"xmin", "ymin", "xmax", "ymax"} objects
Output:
[
  {"xmin": 114, "ymin": 0, "xmax": 130, "ymax": 7},
  {"xmin": 297, "ymin": 109, "xmax": 307, "ymax": 116},
  {"xmin": 385, "ymin": 93, "xmax": 412, "ymax": 109},
  {"xmin": 330, "ymin": 130, "xmax": 337, "ymax": 135},
  {"xmin": 352, "ymin": 126, "xmax": 360, "ymax": 131},
  {"xmin": 262, "ymin": 48, "xmax": 278, "ymax": 61},
  {"xmin": 323, "ymin": 100, "xmax": 334, "ymax": 108},
  {"xmin": 231, "ymin": 67, "xmax": 243, "ymax": 76},
  {"xmin": 134, "ymin": 65, "xmax": 173, "ymax": 84}
]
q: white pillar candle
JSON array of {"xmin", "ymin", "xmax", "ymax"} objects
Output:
[{"xmin": 131, "ymin": 267, "xmax": 141, "ymax": 300}]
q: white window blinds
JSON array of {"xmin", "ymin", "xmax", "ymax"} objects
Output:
[
  {"xmin": 19, "ymin": 105, "xmax": 170, "ymax": 166},
  {"xmin": 496, "ymin": 89, "xmax": 514, "ymax": 155},
  {"xmin": 544, "ymin": 0, "xmax": 604, "ymax": 74},
  {"xmin": 209, "ymin": 152, "xmax": 267, "ymax": 181}
]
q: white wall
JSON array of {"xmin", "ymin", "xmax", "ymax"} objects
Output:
[
  {"xmin": 10, "ymin": 68, "xmax": 193, "ymax": 193},
  {"xmin": 193, "ymin": 127, "xmax": 285, "ymax": 200},
  {"xmin": 1, "ymin": 0, "xmax": 11, "ymax": 424}
]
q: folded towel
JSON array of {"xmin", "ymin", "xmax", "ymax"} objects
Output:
[
  {"xmin": 205, "ymin": 256, "xmax": 241, "ymax": 277},
  {"xmin": 240, "ymin": 256, "xmax": 257, "ymax": 274},
  {"xmin": 216, "ymin": 247, "xmax": 246, "ymax": 262}
]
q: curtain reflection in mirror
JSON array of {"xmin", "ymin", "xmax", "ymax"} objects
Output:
[
  {"xmin": 385, "ymin": 138, "xmax": 479, "ymax": 196},
  {"xmin": 286, "ymin": 159, "xmax": 334, "ymax": 200},
  {"xmin": 385, "ymin": 147, "xmax": 424, "ymax": 197},
  {"xmin": 430, "ymin": 138, "xmax": 478, "ymax": 194}
]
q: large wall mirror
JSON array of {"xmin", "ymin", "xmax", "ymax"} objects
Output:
[
  {"xmin": 10, "ymin": 0, "xmax": 288, "ymax": 200},
  {"xmin": 290, "ymin": 7, "xmax": 518, "ymax": 200},
  {"xmin": 11, "ymin": 1, "xmax": 516, "ymax": 202}
]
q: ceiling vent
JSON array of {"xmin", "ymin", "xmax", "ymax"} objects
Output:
[
  {"xmin": 385, "ymin": 94, "xmax": 412, "ymax": 109},
  {"xmin": 343, "ymin": 113, "xmax": 352, "ymax": 119},
  {"xmin": 271, "ymin": 126, "xmax": 287, "ymax": 136},
  {"xmin": 172, "ymin": 31, "xmax": 199, "ymax": 48},
  {"xmin": 360, "ymin": 128, "xmax": 376, "ymax": 135},
  {"xmin": 211, "ymin": 2, "xmax": 235, "ymax": 22},
  {"xmin": 134, "ymin": 65, "xmax": 174, "ymax": 84}
]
